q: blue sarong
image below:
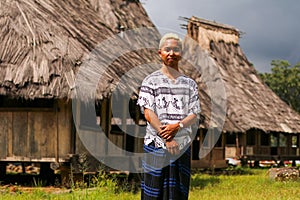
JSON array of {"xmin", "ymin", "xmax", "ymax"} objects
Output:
[{"xmin": 141, "ymin": 143, "xmax": 191, "ymax": 200}]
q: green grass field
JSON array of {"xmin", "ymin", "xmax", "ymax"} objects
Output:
[
  {"xmin": 1, "ymin": 168, "xmax": 300, "ymax": 200},
  {"xmin": 189, "ymin": 168, "xmax": 300, "ymax": 200}
]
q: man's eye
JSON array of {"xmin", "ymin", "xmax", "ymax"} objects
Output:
[{"xmin": 163, "ymin": 47, "xmax": 180, "ymax": 52}]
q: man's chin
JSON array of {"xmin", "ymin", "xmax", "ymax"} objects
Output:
[{"xmin": 166, "ymin": 61, "xmax": 177, "ymax": 66}]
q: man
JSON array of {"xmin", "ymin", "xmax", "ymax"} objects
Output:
[{"xmin": 137, "ymin": 33, "xmax": 201, "ymax": 200}]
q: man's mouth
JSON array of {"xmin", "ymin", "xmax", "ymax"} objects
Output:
[{"xmin": 168, "ymin": 57, "xmax": 176, "ymax": 61}]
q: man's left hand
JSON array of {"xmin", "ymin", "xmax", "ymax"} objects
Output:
[
  {"xmin": 159, "ymin": 123, "xmax": 180, "ymax": 141},
  {"xmin": 166, "ymin": 140, "xmax": 180, "ymax": 155}
]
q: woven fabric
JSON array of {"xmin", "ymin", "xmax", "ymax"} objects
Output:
[{"xmin": 141, "ymin": 143, "xmax": 191, "ymax": 200}]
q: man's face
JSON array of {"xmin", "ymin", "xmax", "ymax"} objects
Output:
[{"xmin": 158, "ymin": 38, "xmax": 181, "ymax": 67}]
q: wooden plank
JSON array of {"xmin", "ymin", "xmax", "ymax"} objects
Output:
[
  {"xmin": 75, "ymin": 130, "xmax": 85, "ymax": 154},
  {"xmin": 0, "ymin": 157, "xmax": 69, "ymax": 162},
  {"xmin": 74, "ymin": 99, "xmax": 82, "ymax": 154},
  {"xmin": 0, "ymin": 112, "xmax": 11, "ymax": 158},
  {"xmin": 121, "ymin": 98, "xmax": 127, "ymax": 152},
  {"xmin": 12, "ymin": 112, "xmax": 28, "ymax": 156},
  {"xmin": 74, "ymin": 127, "xmax": 109, "ymax": 167},
  {"xmin": 43, "ymin": 111, "xmax": 56, "ymax": 158},
  {"xmin": 75, "ymin": 100, "xmax": 107, "ymax": 157},
  {"xmin": 57, "ymin": 100, "xmax": 73, "ymax": 157},
  {"xmin": 7, "ymin": 112, "xmax": 13, "ymax": 157},
  {"xmin": 212, "ymin": 148, "xmax": 225, "ymax": 160},
  {"xmin": 105, "ymin": 98, "xmax": 112, "ymax": 155},
  {"xmin": 27, "ymin": 112, "xmax": 40, "ymax": 158},
  {"xmin": 135, "ymin": 126, "xmax": 144, "ymax": 153},
  {"xmin": 191, "ymin": 160, "xmax": 227, "ymax": 169},
  {"xmin": 27, "ymin": 111, "xmax": 56, "ymax": 159},
  {"xmin": 108, "ymin": 133, "xmax": 124, "ymax": 156}
]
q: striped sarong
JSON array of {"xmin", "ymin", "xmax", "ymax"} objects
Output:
[{"xmin": 141, "ymin": 143, "xmax": 191, "ymax": 200}]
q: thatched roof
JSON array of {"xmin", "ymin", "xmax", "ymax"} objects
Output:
[
  {"xmin": 183, "ymin": 16, "xmax": 300, "ymax": 133},
  {"xmin": 89, "ymin": 0, "xmax": 154, "ymax": 31},
  {"xmin": 0, "ymin": 0, "xmax": 161, "ymax": 100}
]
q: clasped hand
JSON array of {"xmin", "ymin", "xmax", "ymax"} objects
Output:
[
  {"xmin": 159, "ymin": 123, "xmax": 179, "ymax": 141},
  {"xmin": 159, "ymin": 123, "xmax": 180, "ymax": 155}
]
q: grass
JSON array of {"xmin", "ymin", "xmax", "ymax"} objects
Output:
[
  {"xmin": 189, "ymin": 168, "xmax": 300, "ymax": 200},
  {"xmin": 1, "ymin": 168, "xmax": 300, "ymax": 200}
]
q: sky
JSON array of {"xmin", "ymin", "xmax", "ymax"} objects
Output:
[{"xmin": 142, "ymin": 0, "xmax": 300, "ymax": 72}]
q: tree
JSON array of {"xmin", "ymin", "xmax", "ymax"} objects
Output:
[{"xmin": 260, "ymin": 60, "xmax": 300, "ymax": 113}]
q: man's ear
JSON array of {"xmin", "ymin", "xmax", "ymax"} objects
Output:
[{"xmin": 158, "ymin": 49, "xmax": 162, "ymax": 58}]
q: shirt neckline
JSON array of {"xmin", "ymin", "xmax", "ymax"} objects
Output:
[{"xmin": 159, "ymin": 69, "xmax": 182, "ymax": 84}]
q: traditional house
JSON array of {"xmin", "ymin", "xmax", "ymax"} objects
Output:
[
  {"xmin": 0, "ymin": 0, "xmax": 161, "ymax": 181},
  {"xmin": 182, "ymin": 16, "xmax": 300, "ymax": 168},
  {"xmin": 2, "ymin": 1, "xmax": 299, "ymax": 184}
]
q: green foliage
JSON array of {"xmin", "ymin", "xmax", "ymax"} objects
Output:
[{"xmin": 260, "ymin": 60, "xmax": 300, "ymax": 113}]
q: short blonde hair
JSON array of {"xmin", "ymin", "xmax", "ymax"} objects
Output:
[{"xmin": 158, "ymin": 33, "xmax": 182, "ymax": 49}]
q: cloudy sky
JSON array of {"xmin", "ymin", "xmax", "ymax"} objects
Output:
[{"xmin": 142, "ymin": 0, "xmax": 300, "ymax": 72}]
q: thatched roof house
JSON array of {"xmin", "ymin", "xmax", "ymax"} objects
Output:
[
  {"xmin": 0, "ymin": 0, "xmax": 161, "ymax": 101},
  {"xmin": 0, "ymin": 0, "xmax": 161, "ymax": 175},
  {"xmin": 184, "ymin": 16, "xmax": 300, "ymax": 134},
  {"xmin": 2, "ymin": 0, "xmax": 299, "ymax": 171},
  {"xmin": 89, "ymin": 0, "xmax": 155, "ymax": 31},
  {"xmin": 181, "ymin": 16, "xmax": 300, "ymax": 167}
]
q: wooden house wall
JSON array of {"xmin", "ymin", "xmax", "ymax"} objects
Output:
[
  {"xmin": 74, "ymin": 95, "xmax": 229, "ymax": 169},
  {"xmin": 74, "ymin": 98, "xmax": 109, "ymax": 159},
  {"xmin": 0, "ymin": 99, "xmax": 73, "ymax": 162},
  {"xmin": 74, "ymin": 97, "xmax": 145, "ymax": 171},
  {"xmin": 191, "ymin": 129, "xmax": 227, "ymax": 168},
  {"xmin": 226, "ymin": 129, "xmax": 300, "ymax": 161}
]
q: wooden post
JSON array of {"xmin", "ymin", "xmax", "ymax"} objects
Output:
[
  {"xmin": 55, "ymin": 101, "xmax": 59, "ymax": 164},
  {"xmin": 99, "ymin": 98, "xmax": 113, "ymax": 156},
  {"xmin": 122, "ymin": 97, "xmax": 128, "ymax": 153}
]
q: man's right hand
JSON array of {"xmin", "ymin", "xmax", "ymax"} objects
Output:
[
  {"xmin": 159, "ymin": 123, "xmax": 180, "ymax": 141},
  {"xmin": 166, "ymin": 140, "xmax": 180, "ymax": 155}
]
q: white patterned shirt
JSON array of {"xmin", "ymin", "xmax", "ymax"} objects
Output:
[{"xmin": 137, "ymin": 70, "xmax": 201, "ymax": 149}]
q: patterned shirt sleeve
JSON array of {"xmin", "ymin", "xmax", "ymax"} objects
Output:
[
  {"xmin": 188, "ymin": 80, "xmax": 201, "ymax": 118},
  {"xmin": 137, "ymin": 77, "xmax": 155, "ymax": 113}
]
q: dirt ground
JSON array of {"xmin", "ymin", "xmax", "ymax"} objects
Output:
[{"xmin": 0, "ymin": 185, "xmax": 70, "ymax": 194}]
